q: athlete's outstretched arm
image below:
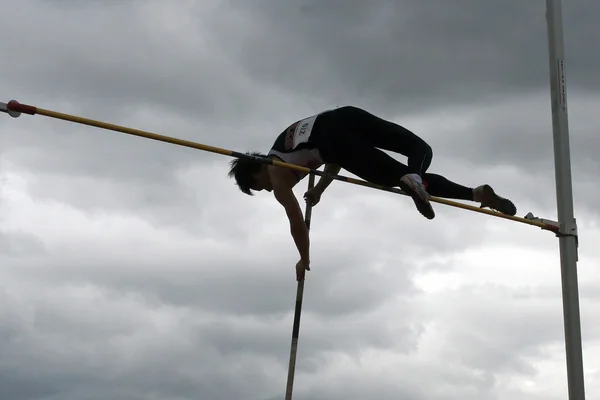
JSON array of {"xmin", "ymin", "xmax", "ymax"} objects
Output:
[
  {"xmin": 273, "ymin": 187, "xmax": 310, "ymax": 263},
  {"xmin": 269, "ymin": 166, "xmax": 310, "ymax": 263}
]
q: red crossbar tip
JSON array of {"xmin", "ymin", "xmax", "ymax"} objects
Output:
[{"xmin": 6, "ymin": 100, "xmax": 37, "ymax": 117}]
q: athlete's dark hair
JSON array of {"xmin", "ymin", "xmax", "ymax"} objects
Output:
[{"xmin": 228, "ymin": 152, "xmax": 268, "ymax": 195}]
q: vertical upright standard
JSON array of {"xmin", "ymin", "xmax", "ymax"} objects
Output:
[
  {"xmin": 285, "ymin": 173, "xmax": 315, "ymax": 400},
  {"xmin": 545, "ymin": 1, "xmax": 585, "ymax": 399}
]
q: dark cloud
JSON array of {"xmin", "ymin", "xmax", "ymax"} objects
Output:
[
  {"xmin": 206, "ymin": 0, "xmax": 600, "ymax": 116},
  {"xmin": 0, "ymin": 0, "xmax": 302, "ymax": 130},
  {"xmin": 3, "ymin": 0, "xmax": 598, "ymax": 124}
]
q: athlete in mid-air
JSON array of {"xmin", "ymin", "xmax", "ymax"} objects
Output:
[{"xmin": 228, "ymin": 106, "xmax": 516, "ymax": 279}]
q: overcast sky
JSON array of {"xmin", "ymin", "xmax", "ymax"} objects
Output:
[{"xmin": 1, "ymin": 1, "xmax": 599, "ymax": 399}]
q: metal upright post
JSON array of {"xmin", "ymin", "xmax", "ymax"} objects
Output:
[
  {"xmin": 545, "ymin": 1, "xmax": 585, "ymax": 399},
  {"xmin": 285, "ymin": 173, "xmax": 315, "ymax": 400}
]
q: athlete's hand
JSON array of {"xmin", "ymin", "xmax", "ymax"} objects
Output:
[
  {"xmin": 303, "ymin": 187, "xmax": 323, "ymax": 206},
  {"xmin": 295, "ymin": 258, "xmax": 310, "ymax": 281}
]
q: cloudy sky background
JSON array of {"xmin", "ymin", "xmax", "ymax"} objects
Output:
[{"xmin": 1, "ymin": 1, "xmax": 599, "ymax": 399}]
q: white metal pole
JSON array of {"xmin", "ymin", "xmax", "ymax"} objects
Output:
[{"xmin": 545, "ymin": 1, "xmax": 585, "ymax": 399}]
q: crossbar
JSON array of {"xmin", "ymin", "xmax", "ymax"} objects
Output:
[{"xmin": 1, "ymin": 99, "xmax": 560, "ymax": 233}]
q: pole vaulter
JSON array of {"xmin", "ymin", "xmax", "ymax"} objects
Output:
[{"xmin": 0, "ymin": 99, "xmax": 560, "ymax": 233}]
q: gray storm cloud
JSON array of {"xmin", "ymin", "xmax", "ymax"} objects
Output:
[{"xmin": 1, "ymin": 1, "xmax": 599, "ymax": 400}]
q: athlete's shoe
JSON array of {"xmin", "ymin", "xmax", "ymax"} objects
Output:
[
  {"xmin": 473, "ymin": 184, "xmax": 517, "ymax": 216},
  {"xmin": 399, "ymin": 174, "xmax": 435, "ymax": 220}
]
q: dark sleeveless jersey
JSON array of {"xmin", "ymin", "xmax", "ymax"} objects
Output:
[{"xmin": 268, "ymin": 111, "xmax": 326, "ymax": 180}]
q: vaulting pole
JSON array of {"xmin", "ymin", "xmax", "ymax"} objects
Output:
[
  {"xmin": 284, "ymin": 173, "xmax": 315, "ymax": 400},
  {"xmin": 545, "ymin": 1, "xmax": 585, "ymax": 399},
  {"xmin": 0, "ymin": 99, "xmax": 561, "ymax": 232}
]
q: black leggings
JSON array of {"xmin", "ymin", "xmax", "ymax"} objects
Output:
[{"xmin": 312, "ymin": 106, "xmax": 474, "ymax": 201}]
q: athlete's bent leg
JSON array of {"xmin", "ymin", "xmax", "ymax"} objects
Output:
[
  {"xmin": 316, "ymin": 133, "xmax": 436, "ymax": 219},
  {"xmin": 319, "ymin": 139, "xmax": 410, "ymax": 187},
  {"xmin": 330, "ymin": 106, "xmax": 434, "ymax": 175}
]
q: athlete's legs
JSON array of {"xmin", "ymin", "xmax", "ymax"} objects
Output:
[
  {"xmin": 318, "ymin": 135, "xmax": 410, "ymax": 187},
  {"xmin": 318, "ymin": 133, "xmax": 474, "ymax": 200},
  {"xmin": 314, "ymin": 106, "xmax": 475, "ymax": 200},
  {"xmin": 329, "ymin": 106, "xmax": 433, "ymax": 175},
  {"xmin": 312, "ymin": 106, "xmax": 517, "ymax": 218}
]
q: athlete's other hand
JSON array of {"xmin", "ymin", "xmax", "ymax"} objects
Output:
[
  {"xmin": 303, "ymin": 187, "xmax": 323, "ymax": 206},
  {"xmin": 296, "ymin": 258, "xmax": 310, "ymax": 281}
]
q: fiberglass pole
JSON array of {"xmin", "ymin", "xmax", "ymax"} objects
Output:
[
  {"xmin": 545, "ymin": 1, "xmax": 585, "ymax": 399},
  {"xmin": 285, "ymin": 172, "xmax": 315, "ymax": 400}
]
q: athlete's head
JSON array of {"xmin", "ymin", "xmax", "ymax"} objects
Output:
[{"xmin": 228, "ymin": 152, "xmax": 271, "ymax": 195}]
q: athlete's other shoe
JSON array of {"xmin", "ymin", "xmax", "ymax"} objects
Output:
[
  {"xmin": 473, "ymin": 184, "xmax": 517, "ymax": 216},
  {"xmin": 399, "ymin": 173, "xmax": 435, "ymax": 220}
]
